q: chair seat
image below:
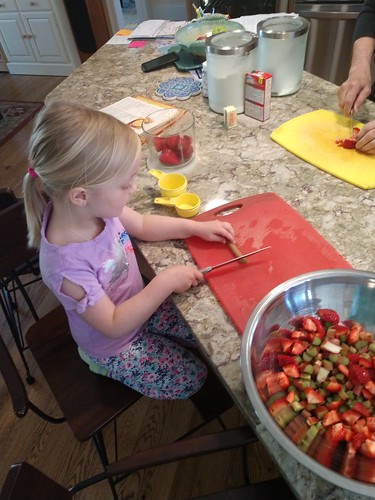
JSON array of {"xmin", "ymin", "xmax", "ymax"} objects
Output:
[{"xmin": 25, "ymin": 306, "xmax": 142, "ymax": 441}]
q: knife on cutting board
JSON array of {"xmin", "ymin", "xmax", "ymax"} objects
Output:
[{"xmin": 200, "ymin": 246, "xmax": 271, "ymax": 274}]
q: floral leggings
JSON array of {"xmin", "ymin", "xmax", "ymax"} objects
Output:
[{"xmin": 89, "ymin": 300, "xmax": 208, "ymax": 400}]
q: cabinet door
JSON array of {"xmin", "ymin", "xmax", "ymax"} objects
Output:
[
  {"xmin": 21, "ymin": 10, "xmax": 68, "ymax": 62},
  {"xmin": 0, "ymin": 0, "xmax": 18, "ymax": 12},
  {"xmin": 16, "ymin": 0, "xmax": 52, "ymax": 11},
  {"xmin": 0, "ymin": 13, "xmax": 35, "ymax": 61}
]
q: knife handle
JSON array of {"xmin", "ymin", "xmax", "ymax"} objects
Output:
[{"xmin": 227, "ymin": 242, "xmax": 247, "ymax": 263}]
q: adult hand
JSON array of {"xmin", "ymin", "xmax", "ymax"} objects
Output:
[
  {"xmin": 338, "ymin": 71, "xmax": 372, "ymax": 116},
  {"xmin": 356, "ymin": 120, "xmax": 375, "ymax": 154},
  {"xmin": 338, "ymin": 37, "xmax": 375, "ymax": 115}
]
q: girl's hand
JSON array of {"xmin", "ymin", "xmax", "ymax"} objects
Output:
[
  {"xmin": 157, "ymin": 265, "xmax": 204, "ymax": 294},
  {"xmin": 355, "ymin": 120, "xmax": 375, "ymax": 155},
  {"xmin": 193, "ymin": 220, "xmax": 234, "ymax": 243}
]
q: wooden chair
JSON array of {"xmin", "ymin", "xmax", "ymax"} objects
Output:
[
  {"xmin": 0, "ymin": 455, "xmax": 296, "ymax": 499},
  {"xmin": 0, "ymin": 189, "xmax": 41, "ymax": 383},
  {"xmin": 1, "ymin": 305, "xmax": 254, "ymax": 499}
]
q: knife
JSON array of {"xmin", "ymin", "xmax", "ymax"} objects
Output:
[
  {"xmin": 199, "ymin": 246, "xmax": 271, "ymax": 274},
  {"xmin": 349, "ymin": 108, "xmax": 354, "ymax": 136}
]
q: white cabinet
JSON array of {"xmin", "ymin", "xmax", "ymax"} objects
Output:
[{"xmin": 0, "ymin": 0, "xmax": 80, "ymax": 75}]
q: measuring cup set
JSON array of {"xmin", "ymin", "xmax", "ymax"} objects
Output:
[{"xmin": 148, "ymin": 169, "xmax": 200, "ymax": 218}]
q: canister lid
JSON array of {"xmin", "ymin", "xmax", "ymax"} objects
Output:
[
  {"xmin": 257, "ymin": 16, "xmax": 309, "ymax": 39},
  {"xmin": 206, "ymin": 31, "xmax": 258, "ymax": 56}
]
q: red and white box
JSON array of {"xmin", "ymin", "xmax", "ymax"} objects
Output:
[{"xmin": 244, "ymin": 71, "xmax": 272, "ymax": 122}]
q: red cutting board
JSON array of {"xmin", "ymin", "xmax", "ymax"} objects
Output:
[{"xmin": 185, "ymin": 193, "xmax": 351, "ymax": 335}]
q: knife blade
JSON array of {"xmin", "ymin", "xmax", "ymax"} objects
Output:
[
  {"xmin": 200, "ymin": 246, "xmax": 271, "ymax": 274},
  {"xmin": 349, "ymin": 108, "xmax": 354, "ymax": 136}
]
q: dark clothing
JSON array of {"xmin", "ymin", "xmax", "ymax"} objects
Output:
[
  {"xmin": 353, "ymin": 0, "xmax": 375, "ymax": 101},
  {"xmin": 353, "ymin": 0, "xmax": 375, "ymax": 41}
]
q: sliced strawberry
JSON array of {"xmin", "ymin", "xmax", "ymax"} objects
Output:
[
  {"xmin": 159, "ymin": 147, "xmax": 181, "ymax": 166},
  {"xmin": 342, "ymin": 409, "xmax": 362, "ymax": 426},
  {"xmin": 352, "ymin": 401, "xmax": 371, "ymax": 418},
  {"xmin": 351, "ymin": 432, "xmax": 368, "ymax": 450},
  {"xmin": 282, "ymin": 363, "xmax": 301, "ymax": 378},
  {"xmin": 360, "ymin": 439, "xmax": 375, "ymax": 458},
  {"xmin": 302, "ymin": 316, "xmax": 318, "ymax": 332},
  {"xmin": 317, "ymin": 308, "xmax": 340, "ymax": 325},
  {"xmin": 277, "ymin": 354, "xmax": 297, "ymax": 367},
  {"xmin": 290, "ymin": 340, "xmax": 309, "ymax": 355},
  {"xmin": 280, "ymin": 337, "xmax": 294, "ymax": 353},
  {"xmin": 326, "ymin": 422, "xmax": 345, "ymax": 443},
  {"xmin": 347, "ymin": 325, "xmax": 361, "ymax": 345},
  {"xmin": 326, "ymin": 381, "xmax": 342, "ymax": 393},
  {"xmin": 322, "ymin": 409, "xmax": 341, "ymax": 427},
  {"xmin": 266, "ymin": 371, "xmax": 290, "ymax": 396},
  {"xmin": 304, "ymin": 387, "xmax": 324, "ymax": 405}
]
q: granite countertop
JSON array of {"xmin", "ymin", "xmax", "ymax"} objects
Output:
[{"xmin": 47, "ymin": 42, "xmax": 375, "ymax": 499}]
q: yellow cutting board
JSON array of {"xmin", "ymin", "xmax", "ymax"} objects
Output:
[{"xmin": 271, "ymin": 109, "xmax": 375, "ymax": 190}]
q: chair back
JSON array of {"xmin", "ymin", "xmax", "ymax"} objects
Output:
[
  {"xmin": 0, "ymin": 334, "xmax": 29, "ymax": 417},
  {"xmin": 0, "ymin": 199, "xmax": 38, "ymax": 277},
  {"xmin": 0, "ymin": 462, "xmax": 71, "ymax": 500},
  {"xmin": 0, "ymin": 188, "xmax": 17, "ymax": 211}
]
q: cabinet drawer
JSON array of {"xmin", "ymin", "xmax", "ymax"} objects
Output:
[
  {"xmin": 0, "ymin": 0, "xmax": 17, "ymax": 12},
  {"xmin": 16, "ymin": 0, "xmax": 51, "ymax": 10}
]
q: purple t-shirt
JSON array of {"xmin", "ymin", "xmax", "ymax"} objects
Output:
[{"xmin": 40, "ymin": 202, "xmax": 145, "ymax": 357}]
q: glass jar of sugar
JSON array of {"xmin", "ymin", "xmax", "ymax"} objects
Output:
[{"xmin": 205, "ymin": 31, "xmax": 258, "ymax": 114}]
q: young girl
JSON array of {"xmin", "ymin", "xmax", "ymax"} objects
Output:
[{"xmin": 23, "ymin": 100, "xmax": 234, "ymax": 401}]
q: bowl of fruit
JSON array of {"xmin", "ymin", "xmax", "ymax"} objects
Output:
[
  {"xmin": 175, "ymin": 15, "xmax": 245, "ymax": 58},
  {"xmin": 241, "ymin": 268, "xmax": 375, "ymax": 496}
]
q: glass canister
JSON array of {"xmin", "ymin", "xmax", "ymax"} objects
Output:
[
  {"xmin": 206, "ymin": 31, "xmax": 258, "ymax": 114},
  {"xmin": 256, "ymin": 16, "xmax": 310, "ymax": 96}
]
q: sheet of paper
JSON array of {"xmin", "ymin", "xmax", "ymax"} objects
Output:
[
  {"xmin": 128, "ymin": 19, "xmax": 187, "ymax": 39},
  {"xmin": 100, "ymin": 96, "xmax": 175, "ymax": 135},
  {"xmin": 231, "ymin": 12, "xmax": 298, "ymax": 33},
  {"xmin": 107, "ymin": 29, "xmax": 133, "ymax": 45}
]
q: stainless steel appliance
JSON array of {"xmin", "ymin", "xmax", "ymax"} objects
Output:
[{"xmin": 288, "ymin": 0, "xmax": 363, "ymax": 86}]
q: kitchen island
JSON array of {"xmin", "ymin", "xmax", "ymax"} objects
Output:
[{"xmin": 47, "ymin": 41, "xmax": 375, "ymax": 500}]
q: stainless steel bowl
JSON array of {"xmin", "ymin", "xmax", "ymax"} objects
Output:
[{"xmin": 241, "ymin": 268, "xmax": 375, "ymax": 496}]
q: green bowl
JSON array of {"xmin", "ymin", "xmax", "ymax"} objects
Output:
[{"xmin": 175, "ymin": 17, "xmax": 245, "ymax": 58}]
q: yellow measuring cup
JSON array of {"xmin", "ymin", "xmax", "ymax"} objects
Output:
[
  {"xmin": 154, "ymin": 193, "xmax": 201, "ymax": 218},
  {"xmin": 148, "ymin": 169, "xmax": 187, "ymax": 198}
]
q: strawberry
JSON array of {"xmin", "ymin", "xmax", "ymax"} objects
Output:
[
  {"xmin": 342, "ymin": 409, "xmax": 362, "ymax": 426},
  {"xmin": 277, "ymin": 354, "xmax": 297, "ymax": 367},
  {"xmin": 322, "ymin": 409, "xmax": 341, "ymax": 427},
  {"xmin": 304, "ymin": 387, "xmax": 324, "ymax": 405},
  {"xmin": 180, "ymin": 144, "xmax": 193, "ymax": 161},
  {"xmin": 348, "ymin": 364, "xmax": 371, "ymax": 386},
  {"xmin": 326, "ymin": 381, "xmax": 342, "ymax": 393},
  {"xmin": 153, "ymin": 136, "xmax": 166, "ymax": 151},
  {"xmin": 317, "ymin": 308, "xmax": 340, "ymax": 325},
  {"xmin": 159, "ymin": 147, "xmax": 180, "ymax": 166},
  {"xmin": 360, "ymin": 439, "xmax": 375, "ymax": 458},
  {"xmin": 347, "ymin": 325, "xmax": 361, "ymax": 344},
  {"xmin": 165, "ymin": 134, "xmax": 180, "ymax": 149},
  {"xmin": 282, "ymin": 363, "xmax": 301, "ymax": 379},
  {"xmin": 352, "ymin": 401, "xmax": 370, "ymax": 418}
]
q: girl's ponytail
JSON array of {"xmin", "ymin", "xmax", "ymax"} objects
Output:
[{"xmin": 23, "ymin": 168, "xmax": 47, "ymax": 248}]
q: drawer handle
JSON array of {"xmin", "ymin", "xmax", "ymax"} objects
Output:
[{"xmin": 22, "ymin": 34, "xmax": 33, "ymax": 39}]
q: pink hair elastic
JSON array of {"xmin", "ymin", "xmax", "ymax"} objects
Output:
[{"xmin": 27, "ymin": 167, "xmax": 39, "ymax": 179}]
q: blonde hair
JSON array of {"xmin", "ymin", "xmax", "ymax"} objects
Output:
[{"xmin": 23, "ymin": 100, "xmax": 140, "ymax": 248}]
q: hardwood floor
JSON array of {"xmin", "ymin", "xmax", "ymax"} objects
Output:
[{"xmin": 0, "ymin": 73, "xmax": 281, "ymax": 499}]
